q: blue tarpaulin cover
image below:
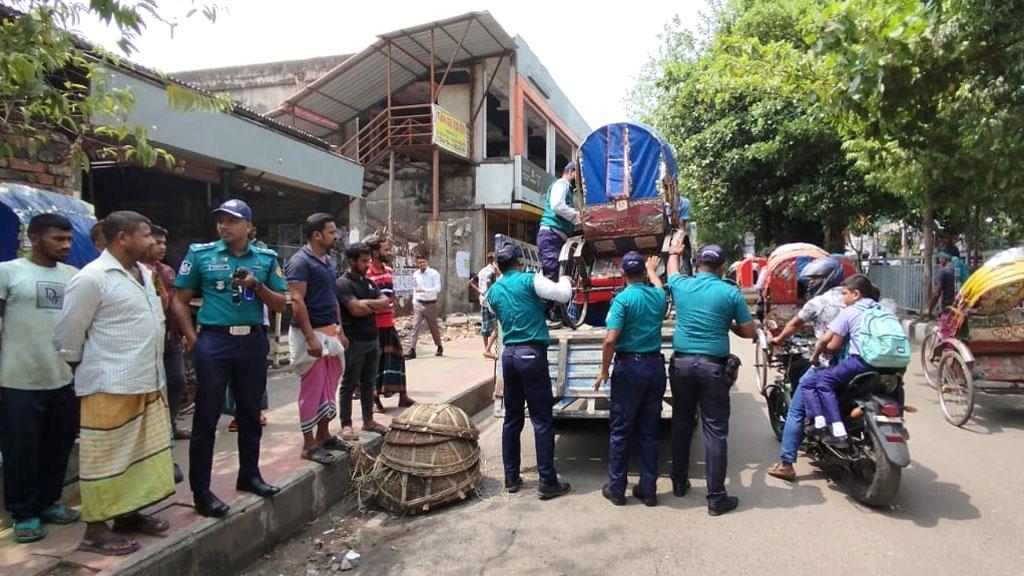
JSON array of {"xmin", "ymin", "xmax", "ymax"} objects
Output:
[
  {"xmin": 0, "ymin": 182, "xmax": 98, "ymax": 267},
  {"xmin": 578, "ymin": 122, "xmax": 679, "ymax": 206}
]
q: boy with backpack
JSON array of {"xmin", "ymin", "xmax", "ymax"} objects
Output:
[{"xmin": 802, "ymin": 274, "xmax": 911, "ymax": 446}]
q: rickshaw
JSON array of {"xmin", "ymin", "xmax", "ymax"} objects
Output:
[
  {"xmin": 921, "ymin": 247, "xmax": 1024, "ymax": 426},
  {"xmin": 558, "ymin": 122, "xmax": 690, "ymax": 328}
]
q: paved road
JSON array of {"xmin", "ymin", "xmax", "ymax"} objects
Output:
[{"xmin": 342, "ymin": 336, "xmax": 1024, "ymax": 575}]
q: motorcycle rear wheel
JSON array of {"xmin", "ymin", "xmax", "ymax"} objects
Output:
[
  {"xmin": 847, "ymin": 431, "xmax": 902, "ymax": 507},
  {"xmin": 766, "ymin": 386, "xmax": 789, "ymax": 442}
]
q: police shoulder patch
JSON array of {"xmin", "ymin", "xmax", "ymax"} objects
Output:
[
  {"xmin": 191, "ymin": 241, "xmax": 218, "ymax": 252},
  {"xmin": 252, "ymin": 245, "xmax": 278, "ymax": 257},
  {"xmin": 178, "ymin": 259, "xmax": 193, "ymax": 276}
]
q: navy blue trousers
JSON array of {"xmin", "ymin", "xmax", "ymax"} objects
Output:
[
  {"xmin": 670, "ymin": 356, "xmax": 732, "ymax": 503},
  {"xmin": 801, "ymin": 355, "xmax": 871, "ymax": 427},
  {"xmin": 537, "ymin": 228, "xmax": 565, "ymax": 283},
  {"xmin": 0, "ymin": 384, "xmax": 78, "ymax": 520},
  {"xmin": 501, "ymin": 344, "xmax": 558, "ymax": 485},
  {"xmin": 607, "ymin": 355, "xmax": 665, "ymax": 496},
  {"xmin": 189, "ymin": 330, "xmax": 269, "ymax": 494}
]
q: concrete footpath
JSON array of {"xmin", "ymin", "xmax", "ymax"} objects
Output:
[{"xmin": 0, "ymin": 337, "xmax": 497, "ymax": 576}]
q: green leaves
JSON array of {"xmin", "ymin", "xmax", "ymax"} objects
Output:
[{"xmin": 1, "ymin": 1, "xmax": 227, "ymax": 172}]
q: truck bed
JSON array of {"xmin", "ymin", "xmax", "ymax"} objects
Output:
[{"xmin": 493, "ymin": 323, "xmax": 676, "ymax": 419}]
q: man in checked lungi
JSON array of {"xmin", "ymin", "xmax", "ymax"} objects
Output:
[
  {"xmin": 286, "ymin": 213, "xmax": 350, "ymax": 465},
  {"xmin": 55, "ymin": 211, "xmax": 175, "ymax": 556},
  {"xmin": 365, "ymin": 234, "xmax": 417, "ymax": 412}
]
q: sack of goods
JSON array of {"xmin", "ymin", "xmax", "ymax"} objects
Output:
[{"xmin": 372, "ymin": 403, "xmax": 481, "ymax": 514}]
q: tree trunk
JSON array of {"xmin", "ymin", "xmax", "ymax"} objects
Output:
[{"xmin": 922, "ymin": 203, "xmax": 935, "ymax": 316}]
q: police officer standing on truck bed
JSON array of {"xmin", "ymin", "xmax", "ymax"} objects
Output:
[
  {"xmin": 592, "ymin": 251, "xmax": 667, "ymax": 507},
  {"xmin": 171, "ymin": 199, "xmax": 289, "ymax": 518},
  {"xmin": 666, "ymin": 237, "xmax": 756, "ymax": 516},
  {"xmin": 485, "ymin": 243, "xmax": 572, "ymax": 500}
]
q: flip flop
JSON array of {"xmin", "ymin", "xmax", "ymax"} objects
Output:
[
  {"xmin": 113, "ymin": 513, "xmax": 170, "ymax": 536},
  {"xmin": 321, "ymin": 435, "xmax": 349, "ymax": 451},
  {"xmin": 14, "ymin": 518, "xmax": 46, "ymax": 543},
  {"xmin": 767, "ymin": 463, "xmax": 797, "ymax": 482},
  {"xmin": 362, "ymin": 421, "xmax": 389, "ymax": 435},
  {"xmin": 341, "ymin": 426, "xmax": 361, "ymax": 441},
  {"xmin": 78, "ymin": 534, "xmax": 140, "ymax": 556},
  {"xmin": 301, "ymin": 446, "xmax": 337, "ymax": 465},
  {"xmin": 41, "ymin": 504, "xmax": 80, "ymax": 525}
]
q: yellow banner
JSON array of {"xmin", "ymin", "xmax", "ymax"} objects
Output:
[{"xmin": 432, "ymin": 105, "xmax": 468, "ymax": 157}]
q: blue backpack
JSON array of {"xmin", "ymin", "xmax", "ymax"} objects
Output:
[{"xmin": 855, "ymin": 302, "xmax": 911, "ymax": 369}]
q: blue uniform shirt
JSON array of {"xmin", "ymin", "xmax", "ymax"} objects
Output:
[
  {"xmin": 605, "ymin": 283, "xmax": 666, "ymax": 353},
  {"xmin": 668, "ymin": 271, "xmax": 751, "ymax": 356},
  {"xmin": 486, "ymin": 269, "xmax": 550, "ymax": 345},
  {"xmin": 174, "ymin": 239, "xmax": 288, "ymax": 326}
]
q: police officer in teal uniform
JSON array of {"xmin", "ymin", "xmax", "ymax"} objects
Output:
[
  {"xmin": 592, "ymin": 252, "xmax": 667, "ymax": 507},
  {"xmin": 665, "ymin": 239, "xmax": 756, "ymax": 517},
  {"xmin": 487, "ymin": 243, "xmax": 572, "ymax": 500},
  {"xmin": 171, "ymin": 199, "xmax": 288, "ymax": 518}
]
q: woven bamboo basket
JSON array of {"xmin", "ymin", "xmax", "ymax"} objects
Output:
[{"xmin": 372, "ymin": 403, "xmax": 481, "ymax": 514}]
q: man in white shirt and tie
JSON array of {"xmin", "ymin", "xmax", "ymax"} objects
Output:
[{"xmin": 405, "ymin": 254, "xmax": 444, "ymax": 360}]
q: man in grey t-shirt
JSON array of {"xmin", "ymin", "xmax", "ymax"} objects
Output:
[{"xmin": 0, "ymin": 214, "xmax": 80, "ymax": 543}]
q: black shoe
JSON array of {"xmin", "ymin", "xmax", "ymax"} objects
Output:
[
  {"xmin": 194, "ymin": 491, "xmax": 230, "ymax": 518},
  {"xmin": 173, "ymin": 463, "xmax": 184, "ymax": 485},
  {"xmin": 632, "ymin": 485, "xmax": 657, "ymax": 507},
  {"xmin": 505, "ymin": 476, "xmax": 523, "ymax": 493},
  {"xmin": 672, "ymin": 479, "xmax": 691, "ymax": 497},
  {"xmin": 435, "ymin": 347, "xmax": 444, "ymax": 357},
  {"xmin": 708, "ymin": 496, "xmax": 739, "ymax": 517},
  {"xmin": 601, "ymin": 484, "xmax": 625, "ymax": 506},
  {"xmin": 404, "ymin": 350, "xmax": 416, "ymax": 360},
  {"xmin": 236, "ymin": 477, "xmax": 281, "ymax": 497},
  {"xmin": 538, "ymin": 481, "xmax": 571, "ymax": 501}
]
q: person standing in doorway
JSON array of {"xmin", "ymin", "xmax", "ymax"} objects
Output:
[
  {"xmin": 405, "ymin": 254, "xmax": 443, "ymax": 360},
  {"xmin": 336, "ymin": 243, "xmax": 392, "ymax": 440},
  {"xmin": 0, "ymin": 214, "xmax": 79, "ymax": 544},
  {"xmin": 365, "ymin": 235, "xmax": 417, "ymax": 411},
  {"xmin": 171, "ymin": 199, "xmax": 289, "ymax": 519},
  {"xmin": 286, "ymin": 213, "xmax": 349, "ymax": 465},
  {"xmin": 55, "ymin": 211, "xmax": 174, "ymax": 555}
]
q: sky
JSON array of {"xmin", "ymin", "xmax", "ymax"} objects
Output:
[{"xmin": 75, "ymin": 0, "xmax": 709, "ymax": 129}]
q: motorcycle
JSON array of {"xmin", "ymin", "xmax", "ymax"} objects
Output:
[{"xmin": 765, "ymin": 338, "xmax": 910, "ymax": 508}]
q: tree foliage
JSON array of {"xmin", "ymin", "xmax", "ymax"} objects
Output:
[
  {"xmin": 632, "ymin": 0, "xmax": 1024, "ymax": 260},
  {"xmin": 0, "ymin": 0, "xmax": 230, "ymax": 170}
]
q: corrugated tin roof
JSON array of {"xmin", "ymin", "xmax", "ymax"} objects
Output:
[{"xmin": 271, "ymin": 11, "xmax": 514, "ymax": 136}]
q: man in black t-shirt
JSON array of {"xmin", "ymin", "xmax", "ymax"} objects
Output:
[
  {"xmin": 335, "ymin": 243, "xmax": 392, "ymax": 441},
  {"xmin": 928, "ymin": 251, "xmax": 956, "ymax": 320}
]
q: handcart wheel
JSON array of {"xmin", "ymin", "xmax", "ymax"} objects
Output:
[
  {"xmin": 937, "ymin": 350, "xmax": 975, "ymax": 427},
  {"xmin": 560, "ymin": 253, "xmax": 590, "ymax": 330},
  {"xmin": 920, "ymin": 328, "xmax": 941, "ymax": 388}
]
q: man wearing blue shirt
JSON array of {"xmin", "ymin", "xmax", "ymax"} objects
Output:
[
  {"xmin": 171, "ymin": 199, "xmax": 288, "ymax": 518},
  {"xmin": 486, "ymin": 243, "xmax": 572, "ymax": 500},
  {"xmin": 666, "ymin": 240, "xmax": 756, "ymax": 516},
  {"xmin": 592, "ymin": 252, "xmax": 667, "ymax": 507}
]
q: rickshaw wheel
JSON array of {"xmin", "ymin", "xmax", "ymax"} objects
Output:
[
  {"xmin": 920, "ymin": 328, "xmax": 943, "ymax": 388},
  {"xmin": 560, "ymin": 253, "xmax": 589, "ymax": 330},
  {"xmin": 754, "ymin": 328, "xmax": 770, "ymax": 395},
  {"xmin": 937, "ymin": 350, "xmax": 975, "ymax": 427}
]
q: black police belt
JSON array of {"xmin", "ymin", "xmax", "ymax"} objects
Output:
[
  {"xmin": 201, "ymin": 324, "xmax": 265, "ymax": 336},
  {"xmin": 672, "ymin": 352, "xmax": 727, "ymax": 365},
  {"xmin": 615, "ymin": 351, "xmax": 664, "ymax": 361}
]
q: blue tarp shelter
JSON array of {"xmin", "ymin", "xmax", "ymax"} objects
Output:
[{"xmin": 1, "ymin": 182, "xmax": 98, "ymax": 267}]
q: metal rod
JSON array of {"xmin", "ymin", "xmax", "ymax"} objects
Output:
[
  {"xmin": 435, "ymin": 20, "xmax": 472, "ymax": 102},
  {"xmin": 471, "ymin": 53, "xmax": 505, "ymax": 125},
  {"xmin": 386, "ymin": 40, "xmax": 432, "ymax": 72},
  {"xmin": 388, "ymin": 150, "xmax": 395, "ymax": 239},
  {"xmin": 432, "ymin": 147, "xmax": 440, "ymax": 221},
  {"xmin": 429, "ymin": 28, "xmax": 436, "ymax": 104}
]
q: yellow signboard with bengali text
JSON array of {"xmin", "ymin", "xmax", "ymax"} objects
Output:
[{"xmin": 432, "ymin": 104, "xmax": 469, "ymax": 158}]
